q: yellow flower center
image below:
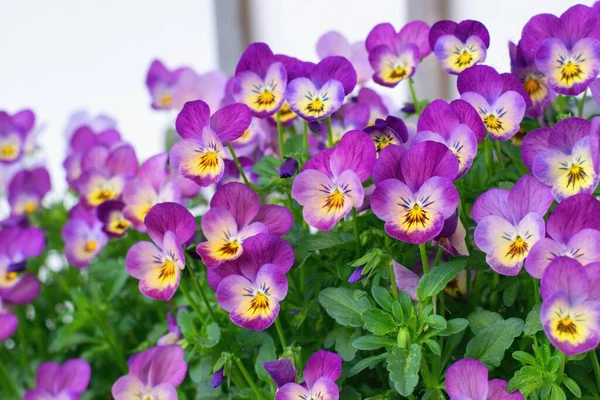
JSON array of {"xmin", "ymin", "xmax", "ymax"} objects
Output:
[
  {"xmin": 306, "ymin": 98, "xmax": 326, "ymax": 114},
  {"xmin": 523, "ymin": 77, "xmax": 541, "ymax": 96},
  {"xmin": 217, "ymin": 240, "xmax": 241, "ymax": 257},
  {"xmin": 505, "ymin": 236, "xmax": 529, "ymax": 260},
  {"xmin": 390, "ymin": 66, "xmax": 408, "ymax": 80},
  {"xmin": 6, "ymin": 271, "xmax": 18, "ymax": 282},
  {"xmin": 0, "ymin": 145, "xmax": 16, "ymax": 158},
  {"xmin": 403, "ymin": 204, "xmax": 429, "ymax": 229},
  {"xmin": 256, "ymin": 90, "xmax": 276, "ymax": 107},
  {"xmin": 248, "ymin": 292, "xmax": 270, "ymax": 314},
  {"xmin": 455, "ymin": 50, "xmax": 474, "ymax": 68},
  {"xmin": 197, "ymin": 151, "xmax": 220, "ymax": 172},
  {"xmin": 565, "ymin": 163, "xmax": 588, "ymax": 189},
  {"xmin": 483, "ymin": 114, "xmax": 504, "ymax": 133},
  {"xmin": 559, "ymin": 60, "xmax": 583, "ymax": 84},
  {"xmin": 323, "ymin": 189, "xmax": 345, "ymax": 212},
  {"xmin": 556, "ymin": 316, "xmax": 578, "ymax": 337},
  {"xmin": 84, "ymin": 240, "xmax": 97, "ymax": 252},
  {"xmin": 24, "ymin": 202, "xmax": 38, "ymax": 214},
  {"xmin": 158, "ymin": 259, "xmax": 176, "ymax": 283},
  {"xmin": 160, "ymin": 94, "xmax": 173, "ymax": 107}
]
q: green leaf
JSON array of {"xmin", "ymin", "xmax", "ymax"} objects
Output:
[
  {"xmin": 467, "ymin": 310, "xmax": 503, "ymax": 334},
  {"xmin": 416, "ymin": 260, "xmax": 466, "ymax": 302},
  {"xmin": 371, "ymin": 286, "xmax": 394, "ymax": 312},
  {"xmin": 438, "ymin": 318, "xmax": 469, "ymax": 337},
  {"xmin": 387, "ymin": 344, "xmax": 422, "ymax": 396},
  {"xmin": 255, "ymin": 335, "xmax": 276, "ymax": 383},
  {"xmin": 319, "ymin": 288, "xmax": 371, "ymax": 327},
  {"xmin": 352, "ymin": 335, "xmax": 396, "ymax": 351},
  {"xmin": 421, "ymin": 388, "xmax": 445, "ymax": 400},
  {"xmin": 465, "ymin": 318, "xmax": 524, "ymax": 368},
  {"xmin": 347, "ymin": 353, "xmax": 387, "ymax": 378},
  {"xmin": 503, "ymin": 282, "xmax": 519, "ymax": 307},
  {"xmin": 426, "ymin": 315, "xmax": 447, "ymax": 330},
  {"xmin": 296, "ymin": 232, "xmax": 355, "ymax": 267},
  {"xmin": 177, "ymin": 309, "xmax": 197, "ymax": 338},
  {"xmin": 562, "ymin": 375, "xmax": 582, "ymax": 398},
  {"xmin": 551, "ymin": 384, "xmax": 567, "ymax": 400},
  {"xmin": 548, "ymin": 355, "xmax": 561, "ymax": 373},
  {"xmin": 508, "ymin": 366, "xmax": 544, "ymax": 395},
  {"xmin": 524, "ymin": 303, "xmax": 542, "ymax": 336},
  {"xmin": 424, "ymin": 339, "xmax": 441, "ymax": 356},
  {"xmin": 325, "ymin": 327, "xmax": 361, "ymax": 361},
  {"xmin": 196, "ymin": 322, "xmax": 221, "ymax": 348},
  {"xmin": 512, "ymin": 351, "xmax": 537, "ymax": 366},
  {"xmin": 362, "ymin": 309, "xmax": 397, "ymax": 336}
]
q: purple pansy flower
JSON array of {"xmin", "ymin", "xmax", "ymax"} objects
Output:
[
  {"xmin": 509, "ymin": 40, "xmax": 552, "ymax": 118},
  {"xmin": 197, "ymin": 182, "xmax": 292, "ymax": 267},
  {"xmin": 8, "ymin": 167, "xmax": 51, "ymax": 216},
  {"xmin": 62, "ymin": 204, "xmax": 108, "ymax": 269},
  {"xmin": 472, "ymin": 174, "xmax": 553, "ymax": 276},
  {"xmin": 126, "ymin": 203, "xmax": 195, "ymax": 301},
  {"xmin": 324, "ymin": 102, "xmax": 370, "ymax": 144},
  {"xmin": 540, "ymin": 257, "xmax": 600, "ymax": 355},
  {"xmin": 0, "ymin": 109, "xmax": 35, "ymax": 164},
  {"xmin": 157, "ymin": 310, "xmax": 183, "ymax": 346},
  {"xmin": 169, "ymin": 100, "xmax": 252, "ymax": 187},
  {"xmin": 353, "ymin": 87, "xmax": 391, "ymax": 125},
  {"xmin": 445, "ymin": 358, "xmax": 524, "ymax": 399},
  {"xmin": 522, "ymin": 117, "xmax": 600, "ymax": 201},
  {"xmin": 366, "ymin": 21, "xmax": 431, "ymax": 87},
  {"xmin": 112, "ymin": 345, "xmax": 187, "ymax": 400},
  {"xmin": 170, "ymin": 69, "xmax": 227, "ymax": 112},
  {"xmin": 429, "ymin": 19, "xmax": 489, "ymax": 75},
  {"xmin": 520, "ymin": 5, "xmax": 600, "ymax": 95},
  {"xmin": 285, "ymin": 56, "xmax": 357, "ymax": 122},
  {"xmin": 364, "ymin": 115, "xmax": 409, "ymax": 156},
  {"xmin": 64, "ymin": 110, "xmax": 116, "ymax": 140},
  {"xmin": 292, "ymin": 130, "xmax": 376, "ymax": 231},
  {"xmin": 317, "ymin": 31, "xmax": 372, "ymax": 85},
  {"xmin": 146, "ymin": 59, "xmax": 193, "ymax": 110},
  {"xmin": 123, "ymin": 153, "xmax": 180, "ymax": 231},
  {"xmin": 458, "ymin": 65, "xmax": 529, "ymax": 141},
  {"xmin": 233, "ymin": 43, "xmax": 288, "ymax": 118},
  {"xmin": 24, "ymin": 359, "xmax": 91, "ymax": 400},
  {"xmin": 526, "ymin": 194, "xmax": 600, "ymax": 279},
  {"xmin": 97, "ymin": 200, "xmax": 130, "ymax": 238},
  {"xmin": 230, "ymin": 116, "xmax": 273, "ymax": 158},
  {"xmin": 415, "ymin": 99, "xmax": 485, "ymax": 177},
  {"xmin": 265, "ymin": 350, "xmax": 342, "ymax": 400},
  {"xmin": 371, "ymin": 141, "xmax": 460, "ymax": 245},
  {"xmin": 211, "ymin": 233, "xmax": 293, "ymax": 330}
]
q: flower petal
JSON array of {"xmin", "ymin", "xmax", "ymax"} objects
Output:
[{"xmin": 445, "ymin": 358, "xmax": 489, "ymax": 400}]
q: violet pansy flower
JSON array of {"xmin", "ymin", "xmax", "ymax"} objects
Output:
[
  {"xmin": 371, "ymin": 141, "xmax": 459, "ymax": 245},
  {"xmin": 429, "ymin": 19, "xmax": 490, "ymax": 74},
  {"xmin": 366, "ymin": 21, "xmax": 431, "ymax": 87},
  {"xmin": 112, "ymin": 345, "xmax": 187, "ymax": 400},
  {"xmin": 458, "ymin": 65, "xmax": 529, "ymax": 141},
  {"xmin": 0, "ymin": 109, "xmax": 35, "ymax": 164},
  {"xmin": 24, "ymin": 359, "xmax": 91, "ymax": 400},
  {"xmin": 97, "ymin": 200, "xmax": 130, "ymax": 238},
  {"xmin": 292, "ymin": 130, "xmax": 376, "ymax": 231},
  {"xmin": 211, "ymin": 233, "xmax": 293, "ymax": 330},
  {"xmin": 445, "ymin": 358, "xmax": 524, "ymax": 399},
  {"xmin": 285, "ymin": 56, "xmax": 357, "ymax": 122},
  {"xmin": 170, "ymin": 69, "xmax": 227, "ymax": 112},
  {"xmin": 364, "ymin": 115, "xmax": 409, "ymax": 156},
  {"xmin": 197, "ymin": 182, "xmax": 292, "ymax": 267},
  {"xmin": 415, "ymin": 99, "xmax": 485, "ymax": 177},
  {"xmin": 522, "ymin": 117, "xmax": 600, "ymax": 201},
  {"xmin": 126, "ymin": 203, "xmax": 195, "ymax": 301},
  {"xmin": 526, "ymin": 194, "xmax": 600, "ymax": 279},
  {"xmin": 521, "ymin": 4, "xmax": 600, "ymax": 95},
  {"xmin": 325, "ymin": 102, "xmax": 370, "ymax": 144},
  {"xmin": 317, "ymin": 30, "xmax": 372, "ymax": 85},
  {"xmin": 169, "ymin": 100, "xmax": 252, "ymax": 187},
  {"xmin": 472, "ymin": 174, "xmax": 553, "ymax": 276},
  {"xmin": 540, "ymin": 257, "xmax": 600, "ymax": 356},
  {"xmin": 62, "ymin": 204, "xmax": 108, "ymax": 269},
  {"xmin": 233, "ymin": 43, "xmax": 288, "ymax": 118},
  {"xmin": 353, "ymin": 87, "xmax": 390, "ymax": 125},
  {"xmin": 8, "ymin": 167, "xmax": 51, "ymax": 216},
  {"xmin": 145, "ymin": 59, "xmax": 192, "ymax": 110}
]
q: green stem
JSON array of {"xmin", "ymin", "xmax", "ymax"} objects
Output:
[
  {"xmin": 578, "ymin": 90, "xmax": 588, "ymax": 118},
  {"xmin": 493, "ymin": 140, "xmax": 505, "ymax": 170},
  {"xmin": 389, "ymin": 261, "xmax": 399, "ymax": 299},
  {"xmin": 227, "ymin": 143, "xmax": 254, "ymax": 189},
  {"xmin": 351, "ymin": 208, "xmax": 361, "ymax": 254},
  {"xmin": 276, "ymin": 111, "xmax": 285, "ymax": 157},
  {"xmin": 274, "ymin": 317, "xmax": 287, "ymax": 350},
  {"xmin": 179, "ymin": 279, "xmax": 206, "ymax": 323},
  {"xmin": 533, "ymin": 277, "xmax": 541, "ymax": 304},
  {"xmin": 303, "ymin": 120, "xmax": 309, "ymax": 159},
  {"xmin": 591, "ymin": 350, "xmax": 600, "ymax": 393},
  {"xmin": 419, "ymin": 244, "xmax": 430, "ymax": 274},
  {"xmin": 326, "ymin": 116, "xmax": 334, "ymax": 148},
  {"xmin": 408, "ymin": 78, "xmax": 421, "ymax": 116},
  {"xmin": 235, "ymin": 357, "xmax": 265, "ymax": 400},
  {"xmin": 484, "ymin": 137, "xmax": 494, "ymax": 179},
  {"xmin": 433, "ymin": 246, "xmax": 443, "ymax": 267},
  {"xmin": 186, "ymin": 256, "xmax": 218, "ymax": 321},
  {"xmin": 0, "ymin": 354, "xmax": 19, "ymax": 398},
  {"xmin": 558, "ymin": 351, "xmax": 566, "ymax": 383}
]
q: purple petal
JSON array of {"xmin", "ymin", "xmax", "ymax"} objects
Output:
[
  {"xmin": 487, "ymin": 379, "xmax": 524, "ymax": 400},
  {"xmin": 253, "ymin": 205, "xmax": 293, "ymax": 236},
  {"xmin": 502, "ymin": 72, "xmax": 533, "ymax": 109},
  {"xmin": 286, "ymin": 77, "xmax": 344, "ymax": 121},
  {"xmin": 317, "ymin": 31, "xmax": 351, "ymax": 59},
  {"xmin": 312, "ymin": 56, "xmax": 357, "ymax": 95},
  {"xmin": 457, "ymin": 65, "xmax": 504, "ymax": 102},
  {"xmin": 303, "ymin": 350, "xmax": 342, "ymax": 388},
  {"xmin": 398, "ymin": 20, "xmax": 431, "ymax": 59},
  {"xmin": 145, "ymin": 202, "xmax": 195, "ymax": 247},
  {"xmin": 169, "ymin": 136, "xmax": 225, "ymax": 187},
  {"xmin": 175, "ymin": 100, "xmax": 211, "ymax": 140},
  {"xmin": 524, "ymin": 238, "xmax": 563, "ymax": 279},
  {"xmin": 55, "ymin": 359, "xmax": 91, "ymax": 395},
  {"xmin": 233, "ymin": 63, "xmax": 287, "ymax": 118},
  {"xmin": 546, "ymin": 193, "xmax": 600, "ymax": 244},
  {"xmin": 263, "ymin": 358, "xmax": 296, "ymax": 388},
  {"xmin": 507, "ymin": 174, "xmax": 554, "ymax": 222},
  {"xmin": 211, "ymin": 368, "xmax": 224, "ymax": 388},
  {"xmin": 428, "ymin": 20, "xmax": 458, "ymax": 49},
  {"xmin": 106, "ymin": 144, "xmax": 138, "ymax": 177},
  {"xmin": 521, "ymin": 127, "xmax": 551, "ymax": 170},
  {"xmin": 35, "ymin": 361, "xmax": 61, "ymax": 391},
  {"xmin": 235, "ymin": 42, "xmax": 275, "ymax": 77},
  {"xmin": 330, "ymin": 130, "xmax": 376, "ymax": 182},
  {"xmin": 276, "ymin": 383, "xmax": 311, "ymax": 400},
  {"xmin": 138, "ymin": 153, "xmax": 169, "ymax": 191},
  {"xmin": 393, "ymin": 260, "xmax": 420, "ymax": 300},
  {"xmin": 548, "ymin": 117, "xmax": 595, "ymax": 153},
  {"xmin": 373, "ymin": 145, "xmax": 405, "ymax": 184},
  {"xmin": 433, "ymin": 34, "xmax": 487, "ymax": 75},
  {"xmin": 401, "ymin": 141, "xmax": 458, "ymax": 191},
  {"xmin": 520, "ymin": 14, "xmax": 559, "ymax": 59},
  {"xmin": 147, "ymin": 345, "xmax": 188, "ymax": 387},
  {"xmin": 455, "ymin": 20, "xmax": 490, "ymax": 47},
  {"xmin": 0, "ymin": 308, "xmax": 18, "ymax": 341},
  {"xmin": 210, "ymin": 103, "xmax": 252, "ymax": 143},
  {"xmin": 2, "ymin": 274, "xmax": 40, "ymax": 304},
  {"xmin": 555, "ymin": 5, "xmax": 600, "ymax": 47},
  {"xmin": 451, "ymin": 99, "xmax": 486, "ymax": 142},
  {"xmin": 417, "ymin": 100, "xmax": 460, "ymax": 135},
  {"xmin": 348, "ymin": 265, "xmax": 366, "ymax": 284},
  {"xmin": 445, "ymin": 358, "xmax": 489, "ymax": 399},
  {"xmin": 471, "ymin": 189, "xmax": 510, "ymax": 222},
  {"xmin": 210, "ymin": 182, "xmax": 260, "ymax": 227},
  {"xmin": 540, "ymin": 256, "xmax": 588, "ymax": 303}
]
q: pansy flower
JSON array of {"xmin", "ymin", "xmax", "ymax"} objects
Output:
[
  {"xmin": 429, "ymin": 20, "xmax": 489, "ymax": 74},
  {"xmin": 24, "ymin": 359, "xmax": 91, "ymax": 400},
  {"xmin": 123, "ymin": 153, "xmax": 180, "ymax": 231},
  {"xmin": 210, "ymin": 233, "xmax": 293, "ymax": 330},
  {"xmin": 325, "ymin": 102, "xmax": 370, "ymax": 144},
  {"xmin": 353, "ymin": 87, "xmax": 391, "ymax": 124},
  {"xmin": 292, "ymin": 130, "xmax": 376, "ymax": 231},
  {"xmin": 233, "ymin": 43, "xmax": 288, "ymax": 118},
  {"xmin": 526, "ymin": 194, "xmax": 600, "ymax": 279},
  {"xmin": 8, "ymin": 167, "xmax": 51, "ymax": 217},
  {"xmin": 285, "ymin": 56, "xmax": 357, "ymax": 122},
  {"xmin": 540, "ymin": 257, "xmax": 600, "ymax": 355},
  {"xmin": 364, "ymin": 115, "xmax": 409, "ymax": 156},
  {"xmin": 472, "ymin": 174, "xmax": 553, "ymax": 275},
  {"xmin": 126, "ymin": 202, "xmax": 195, "ymax": 301},
  {"xmin": 170, "ymin": 69, "xmax": 227, "ymax": 112},
  {"xmin": 145, "ymin": 59, "xmax": 193, "ymax": 110},
  {"xmin": 112, "ymin": 345, "xmax": 187, "ymax": 400},
  {"xmin": 317, "ymin": 30, "xmax": 372, "ymax": 85},
  {"xmin": 458, "ymin": 65, "xmax": 529, "ymax": 140},
  {"xmin": 0, "ymin": 109, "xmax": 35, "ymax": 164},
  {"xmin": 371, "ymin": 141, "xmax": 459, "ymax": 245},
  {"xmin": 264, "ymin": 350, "xmax": 342, "ymax": 400},
  {"xmin": 64, "ymin": 110, "xmax": 116, "ymax": 140},
  {"xmin": 62, "ymin": 204, "xmax": 108, "ymax": 268},
  {"xmin": 509, "ymin": 40, "xmax": 552, "ymax": 117},
  {"xmin": 521, "ymin": 4, "xmax": 600, "ymax": 95},
  {"xmin": 169, "ymin": 100, "xmax": 252, "ymax": 187},
  {"xmin": 445, "ymin": 358, "xmax": 524, "ymax": 399},
  {"xmin": 415, "ymin": 99, "xmax": 485, "ymax": 177},
  {"xmin": 197, "ymin": 182, "xmax": 292, "ymax": 267},
  {"xmin": 521, "ymin": 117, "xmax": 600, "ymax": 201},
  {"xmin": 97, "ymin": 200, "xmax": 130, "ymax": 238},
  {"xmin": 230, "ymin": 117, "xmax": 273, "ymax": 158},
  {"xmin": 366, "ymin": 21, "xmax": 431, "ymax": 87}
]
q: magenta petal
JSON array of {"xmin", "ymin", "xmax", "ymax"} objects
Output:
[
  {"xmin": 546, "ymin": 194, "xmax": 600, "ymax": 244},
  {"xmin": 210, "ymin": 103, "xmax": 252, "ymax": 143},
  {"xmin": 175, "ymin": 100, "xmax": 211, "ymax": 140},
  {"xmin": 147, "ymin": 345, "xmax": 188, "ymax": 386},
  {"xmin": 393, "ymin": 261, "xmax": 419, "ymax": 300},
  {"xmin": 235, "ymin": 233, "xmax": 294, "ymax": 280},
  {"xmin": 144, "ymin": 202, "xmax": 196, "ymax": 247},
  {"xmin": 521, "ymin": 127, "xmax": 551, "ymax": 170},
  {"xmin": 398, "ymin": 20, "xmax": 431, "ymax": 59},
  {"xmin": 330, "ymin": 130, "xmax": 376, "ymax": 182},
  {"xmin": 235, "ymin": 42, "xmax": 275, "ymax": 76},
  {"xmin": 303, "ymin": 350, "xmax": 342, "ymax": 388},
  {"xmin": 126, "ymin": 241, "xmax": 162, "ymax": 280},
  {"xmin": 445, "ymin": 358, "xmax": 489, "ymax": 399},
  {"xmin": 373, "ymin": 145, "xmax": 405, "ymax": 184},
  {"xmin": 540, "ymin": 257, "xmax": 588, "ymax": 303},
  {"xmin": 471, "ymin": 189, "xmax": 510, "ymax": 222},
  {"xmin": 520, "ymin": 13, "xmax": 559, "ymax": 59},
  {"xmin": 366, "ymin": 23, "xmax": 397, "ymax": 52},
  {"xmin": 417, "ymin": 100, "xmax": 459, "ymax": 135},
  {"xmin": 35, "ymin": 361, "xmax": 61, "ymax": 391},
  {"xmin": 311, "ymin": 56, "xmax": 357, "ymax": 95},
  {"xmin": 507, "ymin": 174, "xmax": 554, "ymax": 221},
  {"xmin": 138, "ymin": 153, "xmax": 169, "ymax": 191},
  {"xmin": 487, "ymin": 379, "xmax": 524, "ymax": 400},
  {"xmin": 0, "ymin": 309, "xmax": 17, "ymax": 341},
  {"xmin": 401, "ymin": 141, "xmax": 458, "ymax": 191},
  {"xmin": 524, "ymin": 238, "xmax": 562, "ymax": 279},
  {"xmin": 3, "ymin": 274, "xmax": 40, "ymax": 304},
  {"xmin": 457, "ymin": 65, "xmax": 504, "ymax": 101},
  {"xmin": 253, "ymin": 205, "xmax": 293, "ymax": 236},
  {"xmin": 106, "ymin": 144, "xmax": 138, "ymax": 177},
  {"xmin": 56, "ymin": 359, "xmax": 91, "ymax": 395},
  {"xmin": 263, "ymin": 358, "xmax": 297, "ymax": 388},
  {"xmin": 451, "ymin": 99, "xmax": 486, "ymax": 142},
  {"xmin": 210, "ymin": 182, "xmax": 260, "ymax": 227}
]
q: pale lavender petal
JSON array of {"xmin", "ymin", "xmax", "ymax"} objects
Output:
[
  {"xmin": 393, "ymin": 260, "xmax": 420, "ymax": 300},
  {"xmin": 521, "ymin": 127, "xmax": 551, "ymax": 170},
  {"xmin": 540, "ymin": 257, "xmax": 588, "ymax": 303},
  {"xmin": 471, "ymin": 189, "xmax": 510, "ymax": 222}
]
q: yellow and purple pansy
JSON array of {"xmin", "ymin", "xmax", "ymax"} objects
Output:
[
  {"xmin": 0, "ymin": 109, "xmax": 35, "ymax": 164},
  {"xmin": 7, "ymin": 167, "xmax": 51, "ymax": 217},
  {"xmin": 61, "ymin": 204, "xmax": 108, "ymax": 269}
]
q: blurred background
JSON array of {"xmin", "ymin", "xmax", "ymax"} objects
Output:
[{"xmin": 0, "ymin": 0, "xmax": 591, "ymax": 193}]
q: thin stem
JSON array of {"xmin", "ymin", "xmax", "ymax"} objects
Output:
[
  {"xmin": 408, "ymin": 78, "xmax": 421, "ymax": 116},
  {"xmin": 533, "ymin": 277, "xmax": 541, "ymax": 304},
  {"xmin": 493, "ymin": 140, "xmax": 505, "ymax": 170},
  {"xmin": 558, "ymin": 351, "xmax": 566, "ymax": 383},
  {"xmin": 274, "ymin": 317, "xmax": 287, "ymax": 350},
  {"xmin": 419, "ymin": 244, "xmax": 430, "ymax": 274},
  {"xmin": 303, "ymin": 120, "xmax": 309, "ymax": 159},
  {"xmin": 186, "ymin": 256, "xmax": 218, "ymax": 321},
  {"xmin": 351, "ymin": 208, "xmax": 361, "ymax": 254},
  {"xmin": 590, "ymin": 350, "xmax": 600, "ymax": 393},
  {"xmin": 389, "ymin": 261, "xmax": 399, "ymax": 299},
  {"xmin": 235, "ymin": 357, "xmax": 265, "ymax": 400},
  {"xmin": 179, "ymin": 279, "xmax": 206, "ymax": 324},
  {"xmin": 227, "ymin": 143, "xmax": 253, "ymax": 188},
  {"xmin": 578, "ymin": 90, "xmax": 588, "ymax": 118},
  {"xmin": 276, "ymin": 111, "xmax": 285, "ymax": 157},
  {"xmin": 484, "ymin": 137, "xmax": 494, "ymax": 179},
  {"xmin": 326, "ymin": 116, "xmax": 334, "ymax": 148},
  {"xmin": 433, "ymin": 246, "xmax": 443, "ymax": 267}
]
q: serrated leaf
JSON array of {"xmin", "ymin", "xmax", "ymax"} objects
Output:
[
  {"xmin": 507, "ymin": 366, "xmax": 544, "ymax": 394},
  {"xmin": 467, "ymin": 310, "xmax": 503, "ymax": 334},
  {"xmin": 524, "ymin": 303, "xmax": 542, "ymax": 336},
  {"xmin": 417, "ymin": 260, "xmax": 466, "ymax": 302},
  {"xmin": 319, "ymin": 288, "xmax": 371, "ymax": 327},
  {"xmin": 387, "ymin": 344, "xmax": 422, "ymax": 396},
  {"xmin": 352, "ymin": 335, "xmax": 396, "ymax": 351},
  {"xmin": 347, "ymin": 353, "xmax": 387, "ymax": 378},
  {"xmin": 372, "ymin": 286, "xmax": 394, "ymax": 312},
  {"xmin": 362, "ymin": 308, "xmax": 397, "ymax": 336},
  {"xmin": 562, "ymin": 375, "xmax": 581, "ymax": 398},
  {"xmin": 465, "ymin": 318, "xmax": 524, "ymax": 368}
]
